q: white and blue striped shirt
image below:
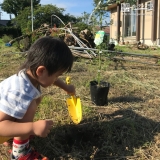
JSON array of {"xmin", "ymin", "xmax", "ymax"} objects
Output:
[{"xmin": 0, "ymin": 70, "xmax": 41, "ymax": 119}]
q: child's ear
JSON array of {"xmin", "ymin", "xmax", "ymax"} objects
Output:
[{"xmin": 36, "ymin": 66, "xmax": 46, "ymax": 76}]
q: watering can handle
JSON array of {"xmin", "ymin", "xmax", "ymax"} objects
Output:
[{"xmin": 66, "ymin": 76, "xmax": 71, "ymax": 85}]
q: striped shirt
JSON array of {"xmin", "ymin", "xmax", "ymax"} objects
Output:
[{"xmin": 0, "ymin": 70, "xmax": 41, "ymax": 119}]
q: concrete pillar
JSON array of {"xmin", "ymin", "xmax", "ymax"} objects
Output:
[{"xmin": 136, "ymin": 0, "xmax": 141, "ymax": 42}]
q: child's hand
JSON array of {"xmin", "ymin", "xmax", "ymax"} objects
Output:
[
  {"xmin": 53, "ymin": 78, "xmax": 76, "ymax": 95},
  {"xmin": 66, "ymin": 84, "xmax": 76, "ymax": 95},
  {"xmin": 32, "ymin": 120, "xmax": 53, "ymax": 137}
]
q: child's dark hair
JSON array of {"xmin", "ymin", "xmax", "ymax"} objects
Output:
[{"xmin": 19, "ymin": 36, "xmax": 73, "ymax": 77}]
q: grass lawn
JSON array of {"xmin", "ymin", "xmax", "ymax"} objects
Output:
[{"xmin": 0, "ymin": 40, "xmax": 160, "ymax": 160}]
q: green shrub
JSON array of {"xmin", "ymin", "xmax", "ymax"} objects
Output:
[
  {"xmin": 0, "ymin": 26, "xmax": 22, "ymax": 39},
  {"xmin": 0, "ymin": 38, "xmax": 4, "ymax": 44},
  {"xmin": 1, "ymin": 34, "xmax": 13, "ymax": 43}
]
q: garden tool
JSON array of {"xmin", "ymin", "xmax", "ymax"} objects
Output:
[
  {"xmin": 66, "ymin": 76, "xmax": 82, "ymax": 124},
  {"xmin": 0, "ymin": 136, "xmax": 12, "ymax": 144}
]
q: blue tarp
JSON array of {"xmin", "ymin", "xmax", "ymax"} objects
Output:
[{"xmin": 5, "ymin": 43, "xmax": 12, "ymax": 47}]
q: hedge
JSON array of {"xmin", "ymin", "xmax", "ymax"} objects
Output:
[{"xmin": 0, "ymin": 27, "xmax": 22, "ymax": 38}]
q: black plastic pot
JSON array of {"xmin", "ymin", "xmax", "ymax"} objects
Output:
[{"xmin": 90, "ymin": 80, "xmax": 110, "ymax": 106}]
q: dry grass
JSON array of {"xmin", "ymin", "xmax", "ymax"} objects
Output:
[{"xmin": 0, "ymin": 43, "xmax": 160, "ymax": 160}]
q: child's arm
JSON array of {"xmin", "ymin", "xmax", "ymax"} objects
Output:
[
  {"xmin": 0, "ymin": 112, "xmax": 53, "ymax": 137},
  {"xmin": 54, "ymin": 78, "xmax": 75, "ymax": 95}
]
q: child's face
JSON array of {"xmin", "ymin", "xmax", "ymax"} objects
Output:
[{"xmin": 37, "ymin": 67, "xmax": 63, "ymax": 88}]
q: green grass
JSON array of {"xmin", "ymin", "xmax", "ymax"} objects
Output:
[
  {"xmin": 0, "ymin": 42, "xmax": 160, "ymax": 159},
  {"xmin": 0, "ymin": 39, "xmax": 4, "ymax": 44},
  {"xmin": 115, "ymin": 44, "xmax": 160, "ymax": 55}
]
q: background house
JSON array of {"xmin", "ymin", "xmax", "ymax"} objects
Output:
[
  {"xmin": 0, "ymin": 20, "xmax": 10, "ymax": 26},
  {"xmin": 94, "ymin": 25, "xmax": 110, "ymax": 35},
  {"xmin": 107, "ymin": 0, "xmax": 160, "ymax": 46},
  {"xmin": 102, "ymin": 26, "xmax": 110, "ymax": 36}
]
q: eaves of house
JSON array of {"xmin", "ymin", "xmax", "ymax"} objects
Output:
[{"xmin": 101, "ymin": 0, "xmax": 124, "ymax": 11}]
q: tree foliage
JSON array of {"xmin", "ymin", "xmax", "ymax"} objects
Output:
[
  {"xmin": 14, "ymin": 4, "xmax": 77, "ymax": 34},
  {"xmin": 90, "ymin": 0, "xmax": 137, "ymax": 27},
  {"xmin": 79, "ymin": 12, "xmax": 91, "ymax": 24},
  {"xmin": 73, "ymin": 22, "xmax": 92, "ymax": 32},
  {"xmin": 0, "ymin": 0, "xmax": 40, "ymax": 17},
  {"xmin": 88, "ymin": 0, "xmax": 110, "ymax": 27},
  {"xmin": 93, "ymin": 0, "xmax": 137, "ymax": 6}
]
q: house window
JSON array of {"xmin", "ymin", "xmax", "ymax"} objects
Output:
[
  {"xmin": 147, "ymin": 1, "xmax": 153, "ymax": 11},
  {"xmin": 123, "ymin": 8, "xmax": 136, "ymax": 37}
]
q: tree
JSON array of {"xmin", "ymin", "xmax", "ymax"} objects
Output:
[
  {"xmin": 62, "ymin": 13, "xmax": 78, "ymax": 25},
  {"xmin": 14, "ymin": 4, "xmax": 77, "ymax": 34},
  {"xmin": 93, "ymin": 0, "xmax": 137, "ymax": 6},
  {"xmin": 81, "ymin": 12, "xmax": 91, "ymax": 24},
  {"xmin": 88, "ymin": 0, "xmax": 110, "ymax": 27},
  {"xmin": 0, "ymin": 0, "xmax": 40, "ymax": 17},
  {"xmin": 91, "ymin": 0, "xmax": 137, "ymax": 27}
]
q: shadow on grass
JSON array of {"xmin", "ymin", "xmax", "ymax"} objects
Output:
[
  {"xmin": 31, "ymin": 109, "xmax": 160, "ymax": 160},
  {"xmin": 109, "ymin": 96, "xmax": 143, "ymax": 103}
]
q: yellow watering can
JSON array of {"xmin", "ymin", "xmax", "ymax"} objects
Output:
[{"xmin": 66, "ymin": 76, "xmax": 82, "ymax": 124}]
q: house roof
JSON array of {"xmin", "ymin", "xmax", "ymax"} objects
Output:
[
  {"xmin": 94, "ymin": 26, "xmax": 110, "ymax": 34},
  {"xmin": 107, "ymin": 3, "xmax": 117, "ymax": 10},
  {"xmin": 103, "ymin": 0, "xmax": 124, "ymax": 11},
  {"xmin": 102, "ymin": 26, "xmax": 110, "ymax": 34}
]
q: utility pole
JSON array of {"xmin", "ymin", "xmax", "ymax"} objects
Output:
[
  {"xmin": 0, "ymin": 5, "xmax": 2, "ymax": 20},
  {"xmin": 31, "ymin": 0, "xmax": 34, "ymax": 32},
  {"xmin": 0, "ymin": 12, "xmax": 2, "ymax": 20}
]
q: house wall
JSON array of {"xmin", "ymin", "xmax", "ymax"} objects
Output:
[
  {"xmin": 120, "ymin": 11, "xmax": 123, "ymax": 41},
  {"xmin": 140, "ymin": 0, "xmax": 153, "ymax": 45},
  {"xmin": 110, "ymin": 8, "xmax": 118, "ymax": 40},
  {"xmin": 157, "ymin": 0, "xmax": 160, "ymax": 45},
  {"xmin": 141, "ymin": 0, "xmax": 160, "ymax": 45}
]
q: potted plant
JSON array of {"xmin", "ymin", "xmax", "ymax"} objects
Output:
[{"xmin": 90, "ymin": 30, "xmax": 110, "ymax": 106}]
